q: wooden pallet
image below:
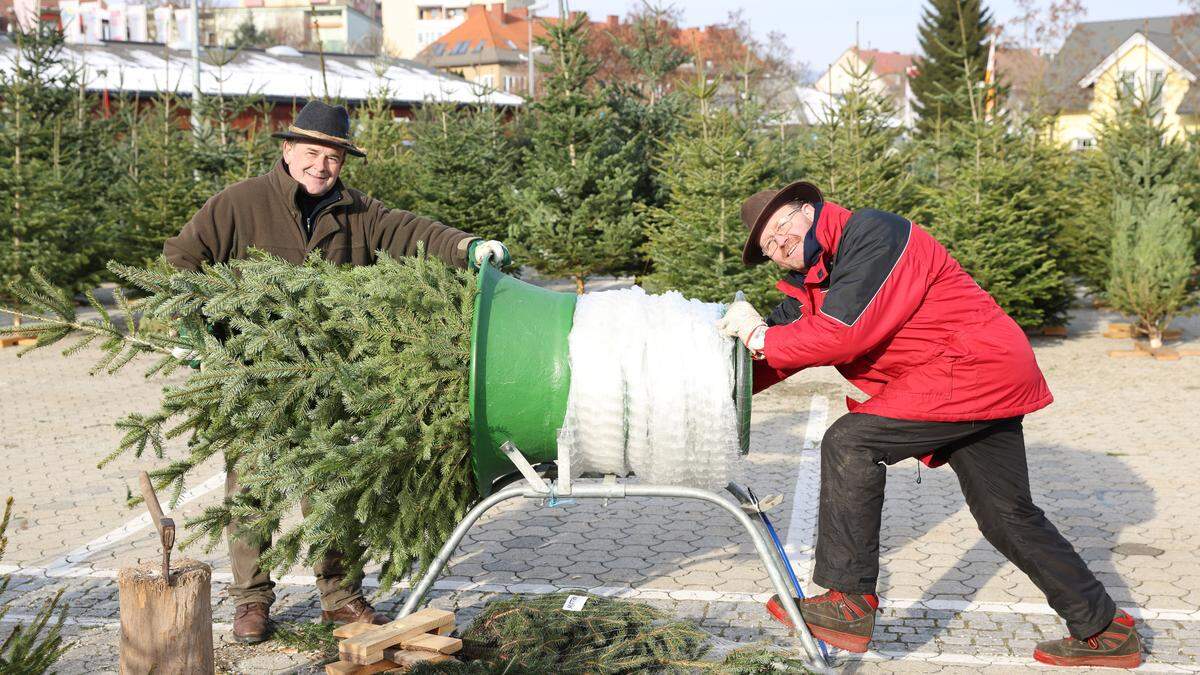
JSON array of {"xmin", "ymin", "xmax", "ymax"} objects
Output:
[
  {"xmin": 325, "ymin": 608, "xmax": 461, "ymax": 674},
  {"xmin": 0, "ymin": 334, "xmax": 37, "ymax": 348},
  {"xmin": 1103, "ymin": 323, "xmax": 1184, "ymax": 341}
]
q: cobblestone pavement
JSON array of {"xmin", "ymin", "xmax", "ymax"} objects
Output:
[{"xmin": 2, "ymin": 300, "xmax": 1199, "ymax": 673}]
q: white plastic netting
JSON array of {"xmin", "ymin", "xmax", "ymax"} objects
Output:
[{"xmin": 558, "ymin": 287, "xmax": 741, "ymax": 489}]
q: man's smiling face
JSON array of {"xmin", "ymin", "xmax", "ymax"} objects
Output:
[
  {"xmin": 282, "ymin": 140, "xmax": 345, "ymax": 196},
  {"xmin": 758, "ymin": 201, "xmax": 817, "ymax": 271}
]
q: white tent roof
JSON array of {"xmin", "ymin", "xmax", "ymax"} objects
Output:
[{"xmin": 0, "ymin": 36, "xmax": 525, "ymax": 107}]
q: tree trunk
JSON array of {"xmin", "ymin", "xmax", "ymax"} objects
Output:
[
  {"xmin": 575, "ymin": 276, "xmax": 585, "ymax": 295},
  {"xmin": 118, "ymin": 559, "xmax": 214, "ymax": 675}
]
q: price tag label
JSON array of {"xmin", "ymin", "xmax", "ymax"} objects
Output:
[{"xmin": 562, "ymin": 594, "xmax": 588, "ymax": 612}]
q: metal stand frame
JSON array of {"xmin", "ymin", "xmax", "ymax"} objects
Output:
[{"xmin": 397, "ymin": 442, "xmax": 833, "ymax": 673}]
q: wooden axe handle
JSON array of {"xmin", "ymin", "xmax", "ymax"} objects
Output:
[{"xmin": 139, "ymin": 472, "xmax": 167, "ymax": 537}]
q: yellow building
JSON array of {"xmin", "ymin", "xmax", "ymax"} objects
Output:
[{"xmin": 1045, "ymin": 16, "xmax": 1200, "ymax": 149}]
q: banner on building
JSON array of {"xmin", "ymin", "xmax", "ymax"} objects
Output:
[
  {"xmin": 79, "ymin": 1, "xmax": 104, "ymax": 43},
  {"xmin": 153, "ymin": 5, "xmax": 173, "ymax": 44},
  {"xmin": 126, "ymin": 4, "xmax": 148, "ymax": 42},
  {"xmin": 174, "ymin": 7, "xmax": 193, "ymax": 48},
  {"xmin": 107, "ymin": 5, "xmax": 128, "ymax": 41},
  {"xmin": 60, "ymin": 0, "xmax": 82, "ymax": 42},
  {"xmin": 13, "ymin": 0, "xmax": 39, "ymax": 32}
]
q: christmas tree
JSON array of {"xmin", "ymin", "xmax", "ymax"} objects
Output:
[
  {"xmin": 508, "ymin": 11, "xmax": 644, "ymax": 293},
  {"xmin": 1, "ymin": 498, "xmax": 69, "ymax": 672},
  {"xmin": 395, "ymin": 103, "xmax": 524, "ymax": 243},
  {"xmin": 800, "ymin": 57, "xmax": 914, "ymax": 214},
  {"xmin": 914, "ymin": 93, "xmax": 1073, "ymax": 328},
  {"xmin": 5, "ymin": 251, "xmax": 478, "ymax": 589},
  {"xmin": 0, "ymin": 24, "xmax": 113, "ymax": 306},
  {"xmin": 1107, "ymin": 182, "xmax": 1195, "ymax": 348},
  {"xmin": 910, "ymin": 0, "xmax": 994, "ymax": 137},
  {"xmin": 340, "ymin": 90, "xmax": 414, "ymax": 209},
  {"xmin": 642, "ymin": 75, "xmax": 780, "ymax": 310},
  {"xmin": 1063, "ymin": 83, "xmax": 1193, "ymax": 295}
]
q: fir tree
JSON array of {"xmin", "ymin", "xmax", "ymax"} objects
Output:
[
  {"xmin": 2, "ymin": 498, "xmax": 69, "ymax": 672},
  {"xmin": 106, "ymin": 92, "xmax": 208, "ymax": 267},
  {"xmin": 914, "ymin": 103, "xmax": 1073, "ymax": 328},
  {"xmin": 340, "ymin": 90, "xmax": 413, "ymax": 209},
  {"xmin": 642, "ymin": 76, "xmax": 780, "ymax": 309},
  {"xmin": 397, "ymin": 103, "xmax": 523, "ymax": 243},
  {"xmin": 1107, "ymin": 182, "xmax": 1195, "ymax": 348},
  {"xmin": 4, "ymin": 251, "xmax": 478, "ymax": 589},
  {"xmin": 1063, "ymin": 83, "xmax": 1193, "ymax": 294},
  {"xmin": 800, "ymin": 58, "xmax": 913, "ymax": 214},
  {"xmin": 509, "ymin": 11, "xmax": 643, "ymax": 293},
  {"xmin": 0, "ymin": 24, "xmax": 113, "ymax": 306},
  {"xmin": 910, "ymin": 0, "xmax": 994, "ymax": 136}
]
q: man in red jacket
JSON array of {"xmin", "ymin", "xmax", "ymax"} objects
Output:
[{"xmin": 716, "ymin": 181, "xmax": 1142, "ymax": 668}]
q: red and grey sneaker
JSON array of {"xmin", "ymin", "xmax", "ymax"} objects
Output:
[
  {"xmin": 1033, "ymin": 610, "xmax": 1142, "ymax": 668},
  {"xmin": 766, "ymin": 590, "xmax": 879, "ymax": 653}
]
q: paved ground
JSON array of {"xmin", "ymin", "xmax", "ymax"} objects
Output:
[{"xmin": 2, "ymin": 291, "xmax": 1199, "ymax": 673}]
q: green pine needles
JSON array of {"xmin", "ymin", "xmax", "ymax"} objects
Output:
[
  {"xmin": 1, "ymin": 498, "xmax": 70, "ymax": 673},
  {"xmin": 3, "ymin": 250, "xmax": 478, "ymax": 589}
]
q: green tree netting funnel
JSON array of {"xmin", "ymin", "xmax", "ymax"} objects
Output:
[{"xmin": 469, "ymin": 264, "xmax": 753, "ymax": 496}]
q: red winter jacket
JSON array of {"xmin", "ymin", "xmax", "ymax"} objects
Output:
[{"xmin": 753, "ymin": 202, "xmax": 1052, "ymax": 459}]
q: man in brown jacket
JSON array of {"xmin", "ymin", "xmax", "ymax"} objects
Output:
[{"xmin": 164, "ymin": 100, "xmax": 510, "ymax": 643}]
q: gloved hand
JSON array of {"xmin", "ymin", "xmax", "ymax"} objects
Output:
[
  {"xmin": 469, "ymin": 239, "xmax": 512, "ymax": 270},
  {"xmin": 716, "ymin": 300, "xmax": 767, "ymax": 353}
]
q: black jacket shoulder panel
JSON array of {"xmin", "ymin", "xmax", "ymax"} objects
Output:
[
  {"xmin": 767, "ymin": 296, "xmax": 803, "ymax": 326},
  {"xmin": 821, "ymin": 209, "xmax": 912, "ymax": 326}
]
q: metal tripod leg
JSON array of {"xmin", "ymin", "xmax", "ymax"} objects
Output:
[{"xmin": 397, "ymin": 483, "xmax": 833, "ymax": 673}]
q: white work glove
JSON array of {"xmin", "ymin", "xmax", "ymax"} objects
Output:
[
  {"xmin": 716, "ymin": 300, "xmax": 767, "ymax": 354},
  {"xmin": 170, "ymin": 346, "xmax": 197, "ymax": 361},
  {"xmin": 471, "ymin": 240, "xmax": 511, "ymax": 269}
]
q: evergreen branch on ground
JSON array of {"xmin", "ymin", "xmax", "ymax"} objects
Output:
[
  {"xmin": 3, "ymin": 250, "xmax": 478, "ymax": 590},
  {"xmin": 1, "ymin": 498, "xmax": 70, "ymax": 674}
]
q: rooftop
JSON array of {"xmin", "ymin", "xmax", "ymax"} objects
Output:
[{"xmin": 0, "ymin": 35, "xmax": 525, "ymax": 106}]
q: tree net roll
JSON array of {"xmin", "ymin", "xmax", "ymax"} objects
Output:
[{"xmin": 560, "ymin": 287, "xmax": 740, "ymax": 489}]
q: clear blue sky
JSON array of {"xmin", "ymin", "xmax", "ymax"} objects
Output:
[{"xmin": 562, "ymin": 0, "xmax": 1193, "ymax": 70}]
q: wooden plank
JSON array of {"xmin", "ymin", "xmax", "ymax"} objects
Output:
[
  {"xmin": 0, "ymin": 335, "xmax": 37, "ymax": 348},
  {"xmin": 1154, "ymin": 348, "xmax": 1181, "ymax": 361},
  {"xmin": 324, "ymin": 658, "xmax": 400, "ymax": 675},
  {"xmin": 1108, "ymin": 350, "xmax": 1151, "ymax": 358},
  {"xmin": 381, "ymin": 648, "xmax": 454, "ymax": 669},
  {"xmin": 400, "ymin": 633, "xmax": 462, "ymax": 655},
  {"xmin": 333, "ymin": 622, "xmax": 378, "ymax": 639},
  {"xmin": 339, "ymin": 608, "xmax": 455, "ymax": 665},
  {"xmin": 1041, "ymin": 326, "xmax": 1068, "ymax": 337},
  {"xmin": 1180, "ymin": 349, "xmax": 1200, "ymax": 357},
  {"xmin": 435, "ymin": 622, "xmax": 455, "ymax": 636}
]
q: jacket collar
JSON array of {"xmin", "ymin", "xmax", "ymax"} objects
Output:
[{"xmin": 777, "ymin": 200, "xmax": 854, "ymax": 294}]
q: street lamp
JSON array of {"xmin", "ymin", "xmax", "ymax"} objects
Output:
[{"xmin": 527, "ymin": 3, "xmax": 546, "ymax": 98}]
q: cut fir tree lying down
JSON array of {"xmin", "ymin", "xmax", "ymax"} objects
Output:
[{"xmin": 4, "ymin": 250, "xmax": 478, "ymax": 590}]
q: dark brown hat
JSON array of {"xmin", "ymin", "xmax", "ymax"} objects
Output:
[
  {"xmin": 272, "ymin": 100, "xmax": 366, "ymax": 157},
  {"xmin": 740, "ymin": 180, "xmax": 824, "ymax": 266}
]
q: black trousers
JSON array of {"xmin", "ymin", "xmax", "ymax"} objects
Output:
[{"xmin": 812, "ymin": 412, "xmax": 1116, "ymax": 640}]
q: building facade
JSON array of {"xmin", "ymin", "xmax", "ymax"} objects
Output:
[
  {"xmin": 379, "ymin": 0, "xmax": 530, "ymax": 59},
  {"xmin": 815, "ymin": 48, "xmax": 916, "ymax": 127},
  {"xmin": 1045, "ymin": 16, "xmax": 1200, "ymax": 149}
]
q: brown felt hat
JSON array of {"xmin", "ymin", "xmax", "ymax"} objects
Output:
[{"xmin": 740, "ymin": 180, "xmax": 824, "ymax": 266}]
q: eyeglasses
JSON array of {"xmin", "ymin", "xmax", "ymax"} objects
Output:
[{"xmin": 762, "ymin": 202, "xmax": 807, "ymax": 258}]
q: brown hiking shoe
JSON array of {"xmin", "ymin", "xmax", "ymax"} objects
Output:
[
  {"xmin": 321, "ymin": 597, "xmax": 390, "ymax": 626},
  {"xmin": 232, "ymin": 602, "xmax": 272, "ymax": 644},
  {"xmin": 1033, "ymin": 610, "xmax": 1142, "ymax": 668},
  {"xmin": 766, "ymin": 590, "xmax": 878, "ymax": 653}
]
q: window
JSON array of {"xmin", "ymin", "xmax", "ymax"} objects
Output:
[
  {"xmin": 451, "ymin": 40, "xmax": 469, "ymax": 55},
  {"xmin": 430, "ymin": 43, "xmax": 445, "ymax": 56},
  {"xmin": 503, "ymin": 75, "xmax": 524, "ymax": 92},
  {"xmin": 476, "ymin": 74, "xmax": 494, "ymax": 87},
  {"xmin": 418, "ymin": 7, "xmax": 442, "ymax": 20},
  {"xmin": 446, "ymin": 7, "xmax": 463, "ymax": 18},
  {"xmin": 1073, "ymin": 137, "xmax": 1095, "ymax": 151},
  {"xmin": 1118, "ymin": 67, "xmax": 1166, "ymax": 102},
  {"xmin": 473, "ymin": 40, "xmax": 485, "ymax": 53},
  {"xmin": 504, "ymin": 39, "xmax": 518, "ymax": 50}
]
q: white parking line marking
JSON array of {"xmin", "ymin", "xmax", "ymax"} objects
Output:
[
  {"xmin": 802, "ymin": 394, "xmax": 830, "ymax": 450},
  {"xmin": 42, "ymin": 471, "xmax": 226, "ymax": 577},
  {"xmin": 783, "ymin": 395, "xmax": 828, "ymax": 582}
]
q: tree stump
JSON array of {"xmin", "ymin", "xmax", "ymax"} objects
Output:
[{"xmin": 118, "ymin": 558, "xmax": 214, "ymax": 675}]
